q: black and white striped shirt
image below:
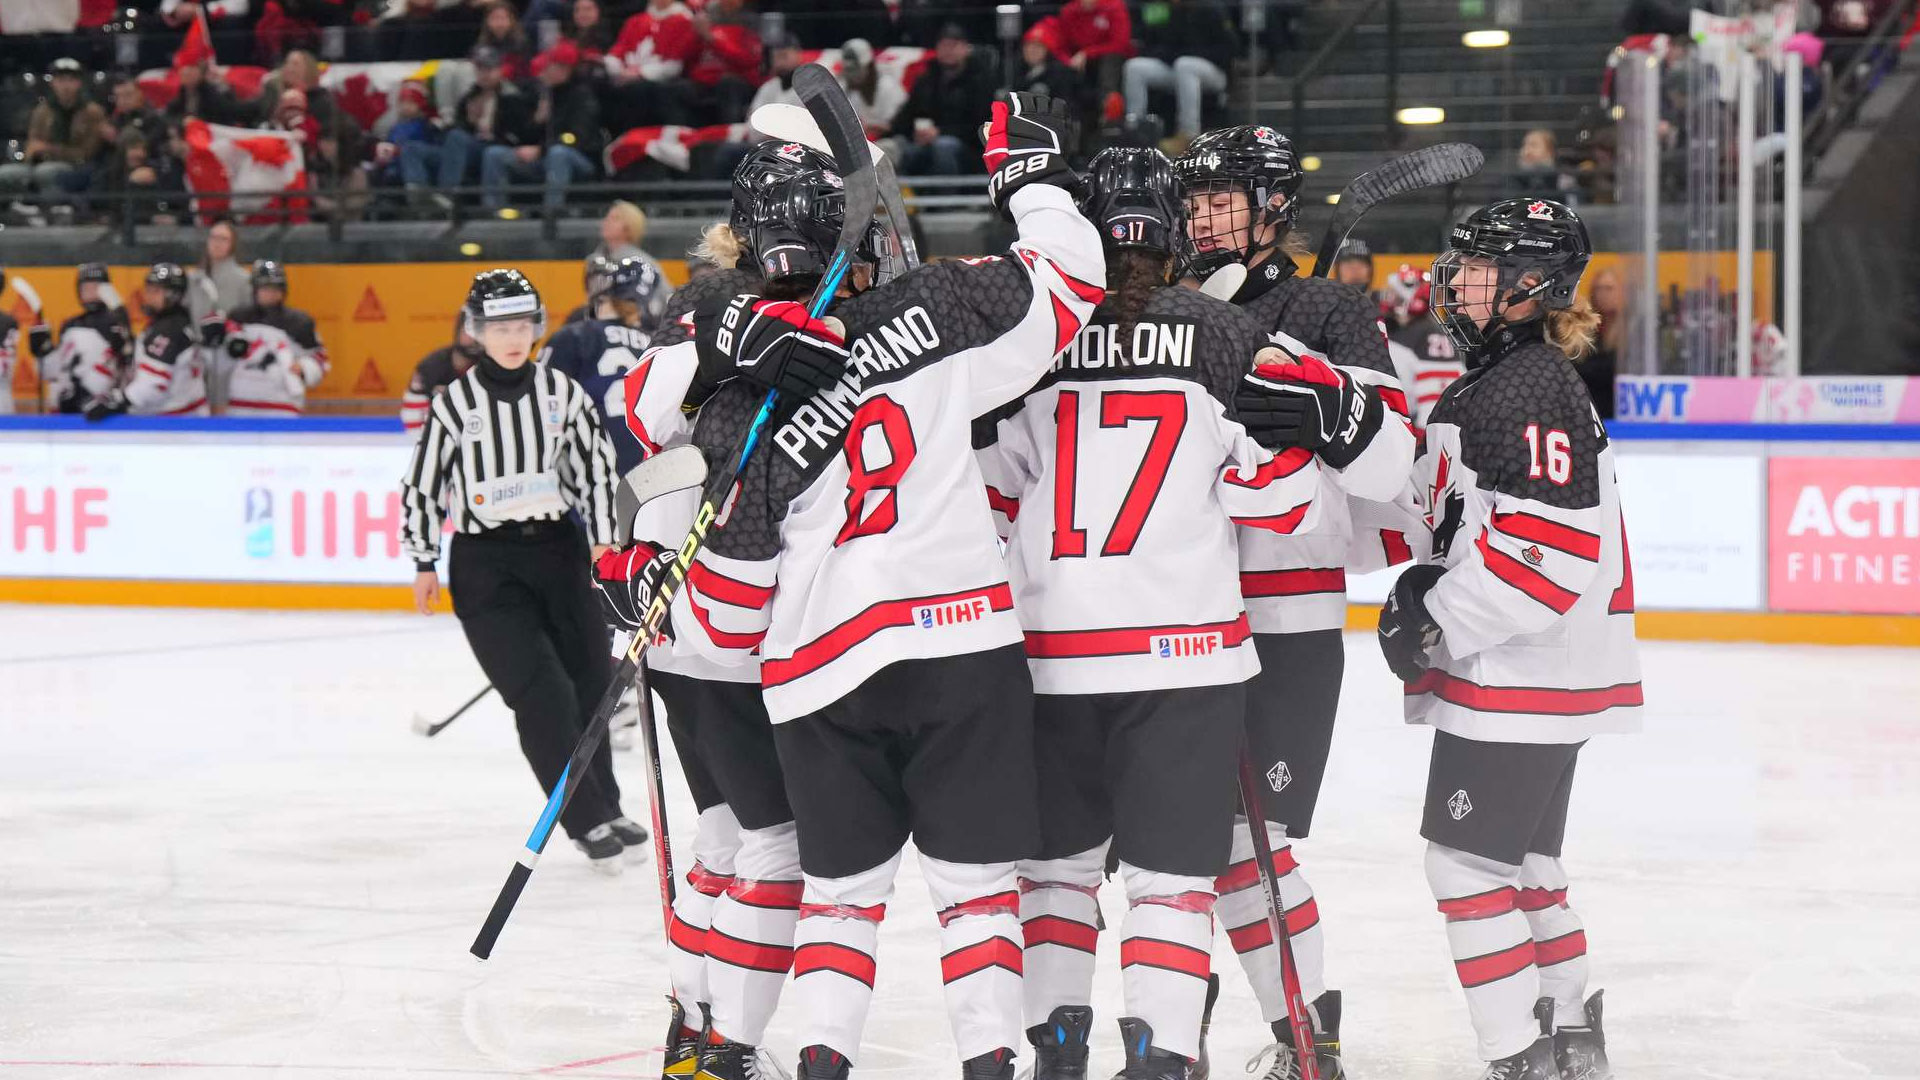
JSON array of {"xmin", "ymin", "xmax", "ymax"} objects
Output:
[{"xmin": 401, "ymin": 364, "xmax": 618, "ymax": 566}]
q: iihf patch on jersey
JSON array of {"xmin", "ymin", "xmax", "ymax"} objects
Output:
[
  {"xmin": 1266, "ymin": 760, "xmax": 1292, "ymax": 793},
  {"xmin": 918, "ymin": 594, "xmax": 992, "ymax": 629},
  {"xmin": 1448, "ymin": 789, "xmax": 1473, "ymax": 820},
  {"xmin": 1155, "ymin": 631, "xmax": 1224, "ymax": 658}
]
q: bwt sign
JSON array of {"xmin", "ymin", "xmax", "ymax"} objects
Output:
[
  {"xmin": 1769, "ymin": 457, "xmax": 1920, "ymax": 614},
  {"xmin": 1616, "ymin": 378, "xmax": 1692, "ymax": 421}
]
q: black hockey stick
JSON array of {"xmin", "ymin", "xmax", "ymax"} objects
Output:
[
  {"xmin": 469, "ymin": 63, "xmax": 879, "ymax": 960},
  {"xmin": 1235, "ymin": 748, "xmax": 1322, "ymax": 1080},
  {"xmin": 1311, "ymin": 143, "xmax": 1485, "ymax": 279},
  {"xmin": 411, "ymin": 683, "xmax": 493, "ymax": 738}
]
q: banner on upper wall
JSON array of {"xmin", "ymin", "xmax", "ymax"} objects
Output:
[
  {"xmin": 1769, "ymin": 456, "xmax": 1920, "ymax": 615},
  {"xmin": 1615, "ymin": 375, "xmax": 1920, "ymax": 424}
]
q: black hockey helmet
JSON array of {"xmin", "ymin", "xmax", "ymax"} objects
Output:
[
  {"xmin": 251, "ymin": 259, "xmax": 288, "ymax": 300},
  {"xmin": 731, "ymin": 141, "xmax": 845, "ymax": 284},
  {"xmin": 584, "ymin": 253, "xmax": 618, "ymax": 303},
  {"xmin": 1083, "ymin": 146, "xmax": 1184, "ymax": 261},
  {"xmin": 1430, "ymin": 198, "xmax": 1592, "ymax": 355},
  {"xmin": 463, "ymin": 267, "xmax": 547, "ymax": 339},
  {"xmin": 1334, "ymin": 238, "xmax": 1374, "ymax": 274},
  {"xmin": 604, "ymin": 255, "xmax": 662, "ymax": 321},
  {"xmin": 77, "ymin": 262, "xmax": 110, "ymax": 288},
  {"xmin": 144, "ymin": 261, "xmax": 188, "ymax": 312},
  {"xmin": 1173, "ymin": 125, "xmax": 1305, "ymax": 277}
]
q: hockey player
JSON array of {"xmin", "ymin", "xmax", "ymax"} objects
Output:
[
  {"xmin": 401, "ymin": 317, "xmax": 487, "ymax": 432},
  {"xmin": 981, "ymin": 147, "xmax": 1341, "ymax": 1080},
  {"xmin": 538, "ymin": 255, "xmax": 664, "ymax": 474},
  {"xmin": 1378, "ymin": 264, "xmax": 1463, "ymax": 435},
  {"xmin": 38, "ymin": 263, "xmax": 131, "ymax": 414},
  {"xmin": 597, "ymin": 91, "xmax": 1104, "ymax": 1080},
  {"xmin": 0, "ymin": 267, "xmax": 19, "ymax": 415},
  {"xmin": 86, "ymin": 262, "xmax": 210, "ymax": 420},
  {"xmin": 1328, "ymin": 238, "xmax": 1373, "ymax": 290},
  {"xmin": 1377, "ymin": 199, "xmax": 1636, "ymax": 1080},
  {"xmin": 219, "ymin": 261, "xmax": 330, "ymax": 417},
  {"xmin": 400, "ymin": 268, "xmax": 647, "ymax": 872},
  {"xmin": 1173, "ymin": 126, "xmax": 1417, "ymax": 1078}
]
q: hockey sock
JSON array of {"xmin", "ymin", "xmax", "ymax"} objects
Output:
[
  {"xmin": 1518, "ymin": 854, "xmax": 1590, "ymax": 1030},
  {"xmin": 1215, "ymin": 817, "xmax": 1326, "ymax": 1026},
  {"xmin": 670, "ymin": 805, "xmax": 746, "ymax": 1020},
  {"xmin": 792, "ymin": 849, "xmax": 902, "ymax": 1064},
  {"xmin": 1117, "ymin": 862, "xmax": 1216, "ymax": 1060},
  {"xmin": 705, "ymin": 821, "xmax": 802, "ymax": 1046},
  {"xmin": 1018, "ymin": 845, "xmax": 1106, "ymax": 1030},
  {"xmin": 1425, "ymin": 841, "xmax": 1542, "ymax": 1061},
  {"xmin": 923, "ymin": 854, "xmax": 1025, "ymax": 1061}
]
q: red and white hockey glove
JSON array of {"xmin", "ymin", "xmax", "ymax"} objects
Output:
[
  {"xmin": 1377, "ymin": 563, "xmax": 1445, "ymax": 682},
  {"xmin": 691, "ymin": 294, "xmax": 849, "ymax": 406},
  {"xmin": 1235, "ymin": 349, "xmax": 1383, "ymax": 469},
  {"xmin": 593, "ymin": 541, "xmax": 677, "ymax": 634},
  {"xmin": 981, "ymin": 90, "xmax": 1082, "ymax": 217}
]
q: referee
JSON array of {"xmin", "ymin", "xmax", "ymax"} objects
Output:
[{"xmin": 401, "ymin": 268, "xmax": 646, "ymax": 874}]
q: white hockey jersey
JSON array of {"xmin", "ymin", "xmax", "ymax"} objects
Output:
[
  {"xmin": 1407, "ymin": 325, "xmax": 1642, "ymax": 744},
  {"xmin": 40, "ymin": 309, "xmax": 126, "ymax": 412},
  {"xmin": 1388, "ymin": 314, "xmax": 1465, "ymax": 432},
  {"xmin": 124, "ymin": 309, "xmax": 209, "ymax": 417},
  {"xmin": 629, "ymin": 185, "xmax": 1105, "ymax": 722},
  {"xmin": 980, "ymin": 285, "xmax": 1329, "ymax": 696},
  {"xmin": 219, "ymin": 304, "xmax": 328, "ymax": 416}
]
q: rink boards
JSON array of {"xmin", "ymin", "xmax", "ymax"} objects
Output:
[{"xmin": 0, "ymin": 416, "xmax": 1917, "ymax": 644}]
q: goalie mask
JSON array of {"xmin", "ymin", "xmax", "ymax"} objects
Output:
[
  {"xmin": 462, "ymin": 267, "xmax": 547, "ymax": 340},
  {"xmin": 1083, "ymin": 146, "xmax": 1184, "ymax": 264},
  {"xmin": 1173, "ymin": 125, "xmax": 1304, "ymax": 279},
  {"xmin": 1430, "ymin": 198, "xmax": 1590, "ymax": 359}
]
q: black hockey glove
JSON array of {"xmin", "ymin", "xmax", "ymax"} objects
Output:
[
  {"xmin": 27, "ymin": 323, "xmax": 52, "ymax": 357},
  {"xmin": 692, "ymin": 294, "xmax": 849, "ymax": 407},
  {"xmin": 1377, "ymin": 563, "xmax": 1446, "ymax": 683},
  {"xmin": 199, "ymin": 315, "xmax": 229, "ymax": 349},
  {"xmin": 1235, "ymin": 349, "xmax": 1383, "ymax": 469},
  {"xmin": 83, "ymin": 389, "xmax": 128, "ymax": 423},
  {"xmin": 981, "ymin": 90, "xmax": 1082, "ymax": 218},
  {"xmin": 226, "ymin": 334, "xmax": 252, "ymax": 360},
  {"xmin": 593, "ymin": 540, "xmax": 677, "ymax": 634}
]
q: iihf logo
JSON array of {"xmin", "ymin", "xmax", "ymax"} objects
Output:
[
  {"xmin": 919, "ymin": 606, "xmax": 935, "ymax": 628},
  {"xmin": 1267, "ymin": 760, "xmax": 1291, "ymax": 793},
  {"xmin": 1448, "ymin": 789, "xmax": 1473, "ymax": 820}
]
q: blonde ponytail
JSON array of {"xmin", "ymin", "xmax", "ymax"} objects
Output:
[
  {"xmin": 1547, "ymin": 300, "xmax": 1601, "ymax": 361},
  {"xmin": 693, "ymin": 223, "xmax": 743, "ymax": 269}
]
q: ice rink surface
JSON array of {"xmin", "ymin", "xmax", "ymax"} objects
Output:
[{"xmin": 3, "ymin": 604, "xmax": 1917, "ymax": 1079}]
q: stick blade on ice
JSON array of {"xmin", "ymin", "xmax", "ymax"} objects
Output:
[{"xmin": 1313, "ymin": 142, "xmax": 1485, "ymax": 277}]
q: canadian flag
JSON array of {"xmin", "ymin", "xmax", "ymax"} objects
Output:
[
  {"xmin": 604, "ymin": 123, "xmax": 750, "ymax": 174},
  {"xmin": 183, "ymin": 119, "xmax": 309, "ymax": 224}
]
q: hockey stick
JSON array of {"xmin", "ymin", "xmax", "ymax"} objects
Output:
[
  {"xmin": 1235, "ymin": 748, "xmax": 1322, "ymax": 1080},
  {"xmin": 612, "ymin": 445, "xmax": 710, "ymax": 941},
  {"xmin": 469, "ymin": 64, "xmax": 877, "ymax": 960},
  {"xmin": 411, "ymin": 683, "xmax": 492, "ymax": 738},
  {"xmin": 1311, "ymin": 143, "xmax": 1485, "ymax": 279},
  {"xmin": 749, "ymin": 102, "xmax": 920, "ymax": 272}
]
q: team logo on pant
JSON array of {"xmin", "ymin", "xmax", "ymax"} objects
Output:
[
  {"xmin": 1448, "ymin": 789, "xmax": 1473, "ymax": 820},
  {"xmin": 1266, "ymin": 760, "xmax": 1291, "ymax": 793}
]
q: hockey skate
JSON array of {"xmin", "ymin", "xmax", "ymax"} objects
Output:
[
  {"xmin": 1245, "ymin": 991, "xmax": 1344, "ymax": 1080},
  {"xmin": 1025, "ymin": 1004, "xmax": 1092, "ymax": 1080},
  {"xmin": 606, "ymin": 815, "xmax": 652, "ymax": 863},
  {"xmin": 1477, "ymin": 999, "xmax": 1558, "ymax": 1080},
  {"xmin": 795, "ymin": 1045, "xmax": 850, "ymax": 1080},
  {"xmin": 697, "ymin": 1035, "xmax": 792, "ymax": 1080},
  {"xmin": 962, "ymin": 1047, "xmax": 1016, "ymax": 1080},
  {"xmin": 1552, "ymin": 992, "xmax": 1610, "ymax": 1080},
  {"xmin": 662, "ymin": 998, "xmax": 703, "ymax": 1079},
  {"xmin": 1112, "ymin": 1018, "xmax": 1187, "ymax": 1080},
  {"xmin": 574, "ymin": 823, "xmax": 624, "ymax": 875}
]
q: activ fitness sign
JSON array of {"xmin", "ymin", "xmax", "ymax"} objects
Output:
[{"xmin": 1769, "ymin": 456, "xmax": 1920, "ymax": 614}]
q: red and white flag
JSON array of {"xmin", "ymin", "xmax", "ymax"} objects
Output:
[
  {"xmin": 604, "ymin": 122, "xmax": 749, "ymax": 174},
  {"xmin": 182, "ymin": 119, "xmax": 309, "ymax": 224}
]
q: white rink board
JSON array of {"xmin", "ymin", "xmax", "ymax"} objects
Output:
[{"xmin": 3, "ymin": 605, "xmax": 1918, "ymax": 1079}]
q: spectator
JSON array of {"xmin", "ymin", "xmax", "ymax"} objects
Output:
[
  {"xmin": 160, "ymin": 0, "xmax": 251, "ymax": 63},
  {"xmin": 188, "ymin": 217, "xmax": 252, "ymax": 330},
  {"xmin": 1585, "ymin": 265, "xmax": 1624, "ymax": 418},
  {"xmin": 603, "ymin": 0, "xmax": 698, "ymax": 129},
  {"xmin": 479, "ymin": 40, "xmax": 603, "ymax": 212},
  {"xmin": 166, "ymin": 59, "xmax": 248, "ymax": 126},
  {"xmin": 403, "ymin": 45, "xmax": 537, "ymax": 206},
  {"xmin": 564, "ymin": 0, "xmax": 616, "ymax": 59},
  {"xmin": 98, "ymin": 130, "xmax": 190, "ymax": 224},
  {"xmin": 1122, "ymin": 0, "xmax": 1237, "ymax": 152},
  {"xmin": 374, "ymin": 82, "xmax": 439, "ymax": 188},
  {"xmin": 1052, "ymin": 0, "xmax": 1134, "ymax": 106},
  {"xmin": 1512, "ymin": 127, "xmax": 1572, "ymax": 197},
  {"xmin": 1011, "ymin": 25, "xmax": 1081, "ymax": 102},
  {"xmin": 893, "ymin": 0, "xmax": 991, "ymax": 49},
  {"xmin": 102, "ymin": 76, "xmax": 169, "ymax": 158},
  {"xmin": 475, "ymin": 0, "xmax": 534, "ymax": 79},
  {"xmin": 0, "ymin": 59, "xmax": 107, "ymax": 210},
  {"xmin": 590, "ymin": 199, "xmax": 672, "ymax": 320},
  {"xmin": 888, "ymin": 24, "xmax": 995, "ymax": 176},
  {"xmin": 746, "ymin": 32, "xmax": 805, "ymax": 118},
  {"xmin": 838, "ymin": 37, "xmax": 906, "ymax": 139},
  {"xmin": 683, "ymin": 0, "xmax": 762, "ymax": 124}
]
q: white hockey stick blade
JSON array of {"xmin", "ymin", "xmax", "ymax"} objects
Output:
[
  {"xmin": 410, "ymin": 712, "xmax": 434, "ymax": 736},
  {"xmin": 616, "ymin": 444, "xmax": 711, "ymax": 539},
  {"xmin": 1199, "ymin": 264, "xmax": 1247, "ymax": 302},
  {"xmin": 11, "ymin": 277, "xmax": 43, "ymax": 318},
  {"xmin": 750, "ymin": 102, "xmax": 885, "ymax": 165},
  {"xmin": 99, "ymin": 283, "xmax": 123, "ymax": 311}
]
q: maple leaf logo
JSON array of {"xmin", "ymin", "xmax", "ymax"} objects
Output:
[
  {"xmin": 334, "ymin": 74, "xmax": 390, "ymax": 133},
  {"xmin": 1427, "ymin": 450, "xmax": 1466, "ymax": 560}
]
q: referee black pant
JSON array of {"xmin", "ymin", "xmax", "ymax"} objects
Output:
[{"xmin": 449, "ymin": 521, "xmax": 622, "ymax": 840}]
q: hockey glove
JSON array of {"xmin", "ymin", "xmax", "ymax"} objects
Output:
[
  {"xmin": 593, "ymin": 541, "xmax": 677, "ymax": 634},
  {"xmin": 981, "ymin": 90, "xmax": 1082, "ymax": 218},
  {"xmin": 83, "ymin": 389, "xmax": 128, "ymax": 423},
  {"xmin": 692, "ymin": 294, "xmax": 849, "ymax": 406},
  {"xmin": 199, "ymin": 315, "xmax": 229, "ymax": 349},
  {"xmin": 227, "ymin": 334, "xmax": 253, "ymax": 360},
  {"xmin": 27, "ymin": 323, "xmax": 52, "ymax": 357},
  {"xmin": 1377, "ymin": 563, "xmax": 1445, "ymax": 683},
  {"xmin": 1236, "ymin": 349, "xmax": 1383, "ymax": 469}
]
